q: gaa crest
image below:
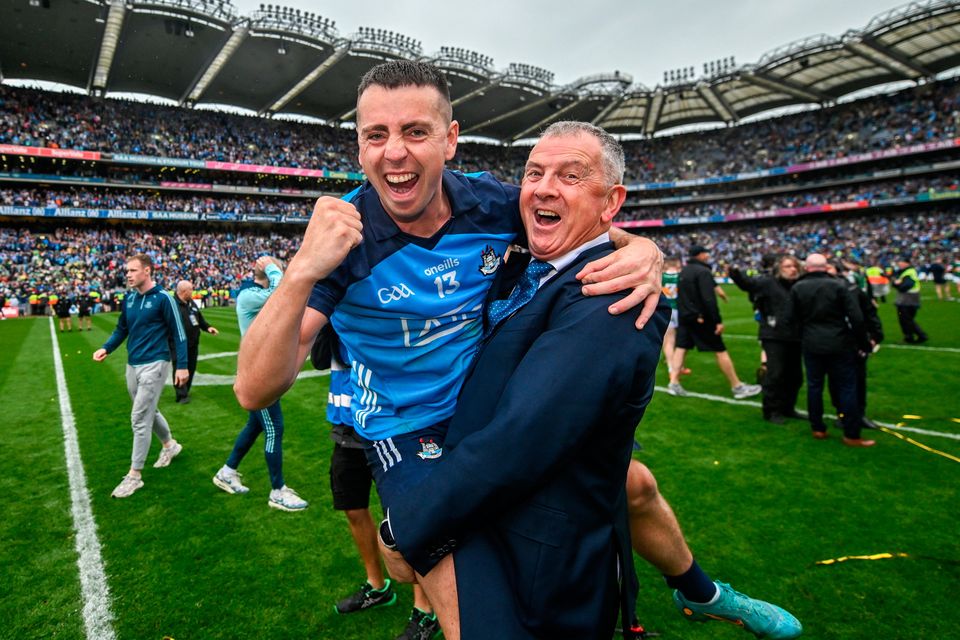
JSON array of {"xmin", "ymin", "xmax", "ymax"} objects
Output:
[
  {"xmin": 478, "ymin": 245, "xmax": 501, "ymax": 276},
  {"xmin": 417, "ymin": 438, "xmax": 443, "ymax": 460}
]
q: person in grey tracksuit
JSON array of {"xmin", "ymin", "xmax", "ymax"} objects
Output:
[{"xmin": 94, "ymin": 253, "xmax": 189, "ymax": 498}]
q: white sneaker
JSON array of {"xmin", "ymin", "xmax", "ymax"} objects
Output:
[
  {"xmin": 213, "ymin": 466, "xmax": 249, "ymax": 495},
  {"xmin": 153, "ymin": 440, "xmax": 183, "ymax": 468},
  {"xmin": 111, "ymin": 474, "xmax": 144, "ymax": 498},
  {"xmin": 268, "ymin": 485, "xmax": 308, "ymax": 512},
  {"xmin": 667, "ymin": 383, "xmax": 689, "ymax": 397},
  {"xmin": 732, "ymin": 383, "xmax": 762, "ymax": 399}
]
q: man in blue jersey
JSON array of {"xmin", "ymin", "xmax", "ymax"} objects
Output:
[
  {"xmin": 213, "ymin": 256, "xmax": 307, "ymax": 511},
  {"xmin": 317, "ymin": 326, "xmax": 442, "ymax": 639},
  {"xmin": 94, "ymin": 254, "xmax": 188, "ymax": 499},
  {"xmin": 234, "ymin": 61, "xmax": 663, "ymax": 629}
]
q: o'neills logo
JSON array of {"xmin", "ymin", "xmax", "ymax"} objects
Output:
[{"xmin": 423, "ymin": 257, "xmax": 460, "ymax": 276}]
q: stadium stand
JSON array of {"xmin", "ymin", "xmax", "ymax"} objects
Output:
[{"xmin": 1, "ymin": 2, "xmax": 958, "ymax": 312}]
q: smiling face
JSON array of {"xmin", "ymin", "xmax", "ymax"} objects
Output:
[
  {"xmin": 356, "ymin": 84, "xmax": 458, "ymax": 227},
  {"xmin": 520, "ymin": 132, "xmax": 626, "ymax": 261}
]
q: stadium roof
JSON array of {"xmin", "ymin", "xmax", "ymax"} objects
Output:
[{"xmin": 2, "ymin": 0, "xmax": 960, "ymax": 140}]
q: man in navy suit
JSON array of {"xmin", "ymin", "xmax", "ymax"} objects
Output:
[{"xmin": 381, "ymin": 121, "xmax": 669, "ymax": 639}]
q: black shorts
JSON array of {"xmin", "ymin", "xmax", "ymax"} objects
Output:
[
  {"xmin": 677, "ymin": 318, "xmax": 726, "ymax": 352},
  {"xmin": 78, "ymin": 309, "xmax": 91, "ymax": 318},
  {"xmin": 330, "ymin": 443, "xmax": 374, "ymax": 511}
]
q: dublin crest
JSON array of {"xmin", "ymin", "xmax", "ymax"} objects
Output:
[
  {"xmin": 478, "ymin": 245, "xmax": 501, "ymax": 276},
  {"xmin": 417, "ymin": 438, "xmax": 443, "ymax": 460}
]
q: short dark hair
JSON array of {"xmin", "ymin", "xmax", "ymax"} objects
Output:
[
  {"xmin": 357, "ymin": 60, "xmax": 452, "ymax": 121},
  {"xmin": 129, "ymin": 253, "xmax": 153, "ymax": 271}
]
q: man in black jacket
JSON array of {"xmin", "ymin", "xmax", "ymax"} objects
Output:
[
  {"xmin": 668, "ymin": 246, "xmax": 761, "ymax": 399},
  {"xmin": 829, "ymin": 260, "xmax": 884, "ymax": 430},
  {"xmin": 787, "ymin": 254, "xmax": 873, "ymax": 446},
  {"xmin": 729, "ymin": 255, "xmax": 803, "ymax": 424},
  {"xmin": 171, "ymin": 280, "xmax": 218, "ymax": 404}
]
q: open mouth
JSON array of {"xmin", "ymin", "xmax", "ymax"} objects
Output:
[
  {"xmin": 535, "ymin": 210, "xmax": 561, "ymax": 227},
  {"xmin": 385, "ymin": 172, "xmax": 419, "ymax": 195}
]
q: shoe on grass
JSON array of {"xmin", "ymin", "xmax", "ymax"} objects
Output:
[
  {"xmin": 268, "ymin": 485, "xmax": 308, "ymax": 511},
  {"xmin": 667, "ymin": 383, "xmax": 689, "ymax": 397},
  {"xmin": 153, "ymin": 440, "xmax": 182, "ymax": 468},
  {"xmin": 732, "ymin": 383, "xmax": 762, "ymax": 399},
  {"xmin": 213, "ymin": 466, "xmax": 249, "ymax": 494},
  {"xmin": 394, "ymin": 608, "xmax": 441, "ymax": 640},
  {"xmin": 334, "ymin": 579, "xmax": 397, "ymax": 614},
  {"xmin": 111, "ymin": 474, "xmax": 144, "ymax": 498},
  {"xmin": 674, "ymin": 581, "xmax": 802, "ymax": 639}
]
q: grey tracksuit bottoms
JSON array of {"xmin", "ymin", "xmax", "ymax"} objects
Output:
[{"xmin": 126, "ymin": 361, "xmax": 173, "ymax": 470}]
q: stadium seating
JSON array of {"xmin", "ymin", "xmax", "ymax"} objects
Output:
[{"xmin": 1, "ymin": 77, "xmax": 957, "ymax": 306}]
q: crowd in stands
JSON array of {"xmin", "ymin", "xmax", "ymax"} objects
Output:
[
  {"xmin": 621, "ymin": 175, "xmax": 959, "ymax": 221},
  {"xmin": 2, "ymin": 77, "xmax": 958, "ymax": 184},
  {"xmin": 618, "ymin": 79, "xmax": 960, "ymax": 184},
  {"xmin": 2, "ymin": 174, "xmax": 954, "ymax": 223},
  {"xmin": 2, "ymin": 76, "xmax": 958, "ymax": 312},
  {"xmin": 0, "ymin": 85, "xmax": 357, "ymax": 170},
  {"xmin": 1, "ymin": 187, "xmax": 311, "ymax": 217},
  {"xmin": 0, "ymin": 226, "xmax": 300, "ymax": 304},
  {"xmin": 650, "ymin": 210, "xmax": 958, "ymax": 275},
  {"xmin": 2, "ymin": 209, "xmax": 956, "ymax": 309}
]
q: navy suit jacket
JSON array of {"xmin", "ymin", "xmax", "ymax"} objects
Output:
[{"xmin": 389, "ymin": 242, "xmax": 669, "ymax": 639}]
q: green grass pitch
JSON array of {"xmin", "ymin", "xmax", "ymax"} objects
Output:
[{"xmin": 1, "ymin": 288, "xmax": 957, "ymax": 639}]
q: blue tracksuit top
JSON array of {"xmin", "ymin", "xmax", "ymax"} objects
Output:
[
  {"xmin": 309, "ymin": 170, "xmax": 521, "ymax": 441},
  {"xmin": 102, "ymin": 284, "xmax": 188, "ymax": 367},
  {"xmin": 236, "ymin": 263, "xmax": 282, "ymax": 337}
]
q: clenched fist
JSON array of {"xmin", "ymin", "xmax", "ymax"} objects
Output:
[{"xmin": 287, "ymin": 197, "xmax": 364, "ymax": 283}]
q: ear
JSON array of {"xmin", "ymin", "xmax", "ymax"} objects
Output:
[
  {"xmin": 601, "ymin": 184, "xmax": 627, "ymax": 223},
  {"xmin": 445, "ymin": 120, "xmax": 460, "ymax": 161}
]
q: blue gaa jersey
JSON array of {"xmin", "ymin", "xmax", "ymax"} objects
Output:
[{"xmin": 309, "ymin": 170, "xmax": 521, "ymax": 441}]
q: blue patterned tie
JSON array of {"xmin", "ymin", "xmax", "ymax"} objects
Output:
[{"xmin": 486, "ymin": 259, "xmax": 554, "ymax": 333}]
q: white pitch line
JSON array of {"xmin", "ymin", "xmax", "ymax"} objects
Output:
[
  {"xmin": 723, "ymin": 333, "xmax": 960, "ymax": 354},
  {"xmin": 169, "ymin": 368, "xmax": 330, "ymax": 387},
  {"xmin": 196, "ymin": 350, "xmax": 238, "ymax": 362},
  {"xmin": 875, "ymin": 343, "xmax": 960, "ymax": 354},
  {"xmin": 653, "ymin": 385, "xmax": 960, "ymax": 441},
  {"xmin": 49, "ymin": 319, "xmax": 117, "ymax": 640}
]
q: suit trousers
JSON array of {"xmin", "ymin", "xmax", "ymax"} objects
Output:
[
  {"xmin": 172, "ymin": 340, "xmax": 199, "ymax": 400},
  {"xmin": 760, "ymin": 339, "xmax": 803, "ymax": 418},
  {"xmin": 803, "ymin": 351, "xmax": 862, "ymax": 439}
]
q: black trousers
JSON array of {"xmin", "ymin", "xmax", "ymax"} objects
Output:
[
  {"xmin": 831, "ymin": 354, "xmax": 869, "ymax": 417},
  {"xmin": 896, "ymin": 305, "xmax": 927, "ymax": 342},
  {"xmin": 804, "ymin": 350, "xmax": 862, "ymax": 439},
  {"xmin": 761, "ymin": 339, "xmax": 803, "ymax": 418},
  {"xmin": 172, "ymin": 340, "xmax": 199, "ymax": 400}
]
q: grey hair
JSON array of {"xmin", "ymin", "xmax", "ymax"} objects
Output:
[{"xmin": 539, "ymin": 121, "xmax": 625, "ymax": 185}]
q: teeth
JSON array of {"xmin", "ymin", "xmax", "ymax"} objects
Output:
[
  {"xmin": 537, "ymin": 210, "xmax": 560, "ymax": 219},
  {"xmin": 386, "ymin": 173, "xmax": 416, "ymax": 184}
]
